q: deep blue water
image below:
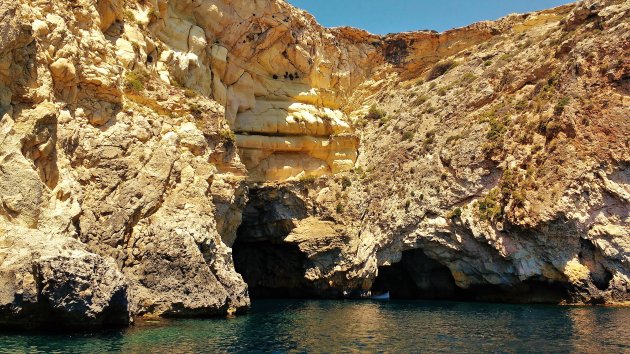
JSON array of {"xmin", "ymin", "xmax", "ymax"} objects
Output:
[{"xmin": 1, "ymin": 299, "xmax": 629, "ymax": 353}]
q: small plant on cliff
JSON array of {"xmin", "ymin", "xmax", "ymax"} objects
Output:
[
  {"xmin": 299, "ymin": 175, "xmax": 317, "ymax": 183},
  {"xmin": 445, "ymin": 130, "xmax": 469, "ymax": 145},
  {"xmin": 184, "ymin": 89, "xmax": 198, "ymax": 98},
  {"xmin": 220, "ymin": 128, "xmax": 236, "ymax": 143},
  {"xmin": 124, "ymin": 10, "xmax": 136, "ymax": 22},
  {"xmin": 476, "ymin": 188, "xmax": 502, "ymax": 221},
  {"xmin": 460, "ymin": 73, "xmax": 477, "ymax": 85},
  {"xmin": 480, "ymin": 105, "xmax": 509, "ymax": 156},
  {"xmin": 335, "ymin": 203, "xmax": 345, "ymax": 213},
  {"xmin": 341, "ymin": 176, "xmax": 352, "ymax": 190},
  {"xmin": 402, "ymin": 131, "xmax": 415, "ymax": 141},
  {"xmin": 124, "ymin": 69, "xmax": 148, "ymax": 93},
  {"xmin": 366, "ymin": 105, "xmax": 387, "ymax": 120},
  {"xmin": 447, "ymin": 207, "xmax": 463, "ymax": 221},
  {"xmin": 554, "ymin": 97, "xmax": 570, "ymax": 115},
  {"xmin": 189, "ymin": 102, "xmax": 203, "ymax": 117},
  {"xmin": 426, "ymin": 59, "xmax": 457, "ymax": 81},
  {"xmin": 413, "ymin": 95, "xmax": 429, "ymax": 106}
]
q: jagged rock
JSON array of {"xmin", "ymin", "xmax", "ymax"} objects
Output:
[
  {"xmin": 0, "ymin": 0, "xmax": 628, "ymax": 331},
  {"xmin": 0, "ymin": 227, "xmax": 130, "ymax": 330}
]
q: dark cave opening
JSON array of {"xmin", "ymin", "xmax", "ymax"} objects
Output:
[
  {"xmin": 233, "ymin": 239, "xmax": 312, "ymax": 298},
  {"xmin": 233, "ymin": 188, "xmax": 573, "ymax": 303},
  {"xmin": 232, "ymin": 187, "xmax": 315, "ymax": 298},
  {"xmin": 371, "ymin": 249, "xmax": 459, "ymax": 300},
  {"xmin": 372, "ymin": 248, "xmax": 570, "ymax": 303}
]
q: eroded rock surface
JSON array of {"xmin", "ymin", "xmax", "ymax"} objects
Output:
[{"xmin": 0, "ymin": 0, "xmax": 628, "ymax": 329}]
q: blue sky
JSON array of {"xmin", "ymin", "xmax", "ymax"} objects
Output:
[{"xmin": 287, "ymin": 0, "xmax": 576, "ymax": 34}]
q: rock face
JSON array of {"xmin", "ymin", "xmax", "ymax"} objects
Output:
[
  {"xmin": 0, "ymin": 227, "xmax": 129, "ymax": 329},
  {"xmin": 0, "ymin": 0, "xmax": 628, "ymax": 329}
]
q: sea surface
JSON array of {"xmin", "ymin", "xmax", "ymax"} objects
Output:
[{"xmin": 1, "ymin": 299, "xmax": 629, "ymax": 353}]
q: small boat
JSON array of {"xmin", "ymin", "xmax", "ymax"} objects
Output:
[{"xmin": 370, "ymin": 291, "xmax": 390, "ymax": 300}]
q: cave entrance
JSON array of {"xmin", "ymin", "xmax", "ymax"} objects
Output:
[
  {"xmin": 232, "ymin": 187, "xmax": 314, "ymax": 298},
  {"xmin": 372, "ymin": 248, "xmax": 570, "ymax": 303},
  {"xmin": 371, "ymin": 248, "xmax": 460, "ymax": 300}
]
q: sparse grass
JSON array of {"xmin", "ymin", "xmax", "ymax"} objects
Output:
[
  {"xmin": 554, "ymin": 97, "xmax": 570, "ymax": 115},
  {"xmin": 426, "ymin": 59, "xmax": 457, "ymax": 81},
  {"xmin": 402, "ymin": 131, "xmax": 415, "ymax": 141},
  {"xmin": 220, "ymin": 128, "xmax": 236, "ymax": 143},
  {"xmin": 299, "ymin": 175, "xmax": 317, "ymax": 183},
  {"xmin": 447, "ymin": 207, "xmax": 463, "ymax": 220},
  {"xmin": 124, "ymin": 69, "xmax": 149, "ymax": 93},
  {"xmin": 460, "ymin": 72, "xmax": 477, "ymax": 85},
  {"xmin": 341, "ymin": 176, "xmax": 352, "ymax": 190},
  {"xmin": 480, "ymin": 105, "xmax": 509, "ymax": 155},
  {"xmin": 413, "ymin": 95, "xmax": 430, "ymax": 106},
  {"xmin": 445, "ymin": 131, "xmax": 468, "ymax": 144},
  {"xmin": 476, "ymin": 188, "xmax": 502, "ymax": 221},
  {"xmin": 421, "ymin": 129, "xmax": 436, "ymax": 152},
  {"xmin": 184, "ymin": 89, "xmax": 198, "ymax": 98},
  {"xmin": 514, "ymin": 99, "xmax": 528, "ymax": 111},
  {"xmin": 366, "ymin": 105, "xmax": 387, "ymax": 120}
]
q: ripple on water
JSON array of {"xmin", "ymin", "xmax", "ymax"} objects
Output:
[{"xmin": 0, "ymin": 300, "xmax": 629, "ymax": 353}]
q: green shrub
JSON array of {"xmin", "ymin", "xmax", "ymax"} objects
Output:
[
  {"xmin": 124, "ymin": 10, "xmax": 136, "ymax": 22},
  {"xmin": 554, "ymin": 97, "xmax": 570, "ymax": 115},
  {"xmin": 422, "ymin": 129, "xmax": 436, "ymax": 151},
  {"xmin": 426, "ymin": 59, "xmax": 457, "ymax": 81},
  {"xmin": 477, "ymin": 188, "xmax": 502, "ymax": 221},
  {"xmin": 480, "ymin": 105, "xmax": 509, "ymax": 155},
  {"xmin": 299, "ymin": 175, "xmax": 317, "ymax": 183},
  {"xmin": 460, "ymin": 72, "xmax": 477, "ymax": 85},
  {"xmin": 402, "ymin": 131, "xmax": 415, "ymax": 141},
  {"xmin": 124, "ymin": 70, "xmax": 148, "ymax": 93},
  {"xmin": 335, "ymin": 203, "xmax": 344, "ymax": 213},
  {"xmin": 341, "ymin": 176, "xmax": 352, "ymax": 190},
  {"xmin": 413, "ymin": 95, "xmax": 430, "ymax": 106},
  {"xmin": 220, "ymin": 129, "xmax": 236, "ymax": 143},
  {"xmin": 184, "ymin": 89, "xmax": 198, "ymax": 98},
  {"xmin": 446, "ymin": 131, "xmax": 467, "ymax": 144},
  {"xmin": 366, "ymin": 105, "xmax": 387, "ymax": 120},
  {"xmin": 447, "ymin": 207, "xmax": 462, "ymax": 220}
]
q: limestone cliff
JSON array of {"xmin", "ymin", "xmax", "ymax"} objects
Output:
[{"xmin": 0, "ymin": 0, "xmax": 628, "ymax": 328}]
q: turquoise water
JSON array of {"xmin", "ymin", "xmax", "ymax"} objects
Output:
[{"xmin": 1, "ymin": 299, "xmax": 629, "ymax": 353}]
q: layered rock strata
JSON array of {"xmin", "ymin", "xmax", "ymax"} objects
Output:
[{"xmin": 0, "ymin": 0, "xmax": 628, "ymax": 329}]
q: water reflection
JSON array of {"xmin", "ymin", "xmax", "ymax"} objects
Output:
[{"xmin": 0, "ymin": 300, "xmax": 628, "ymax": 353}]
